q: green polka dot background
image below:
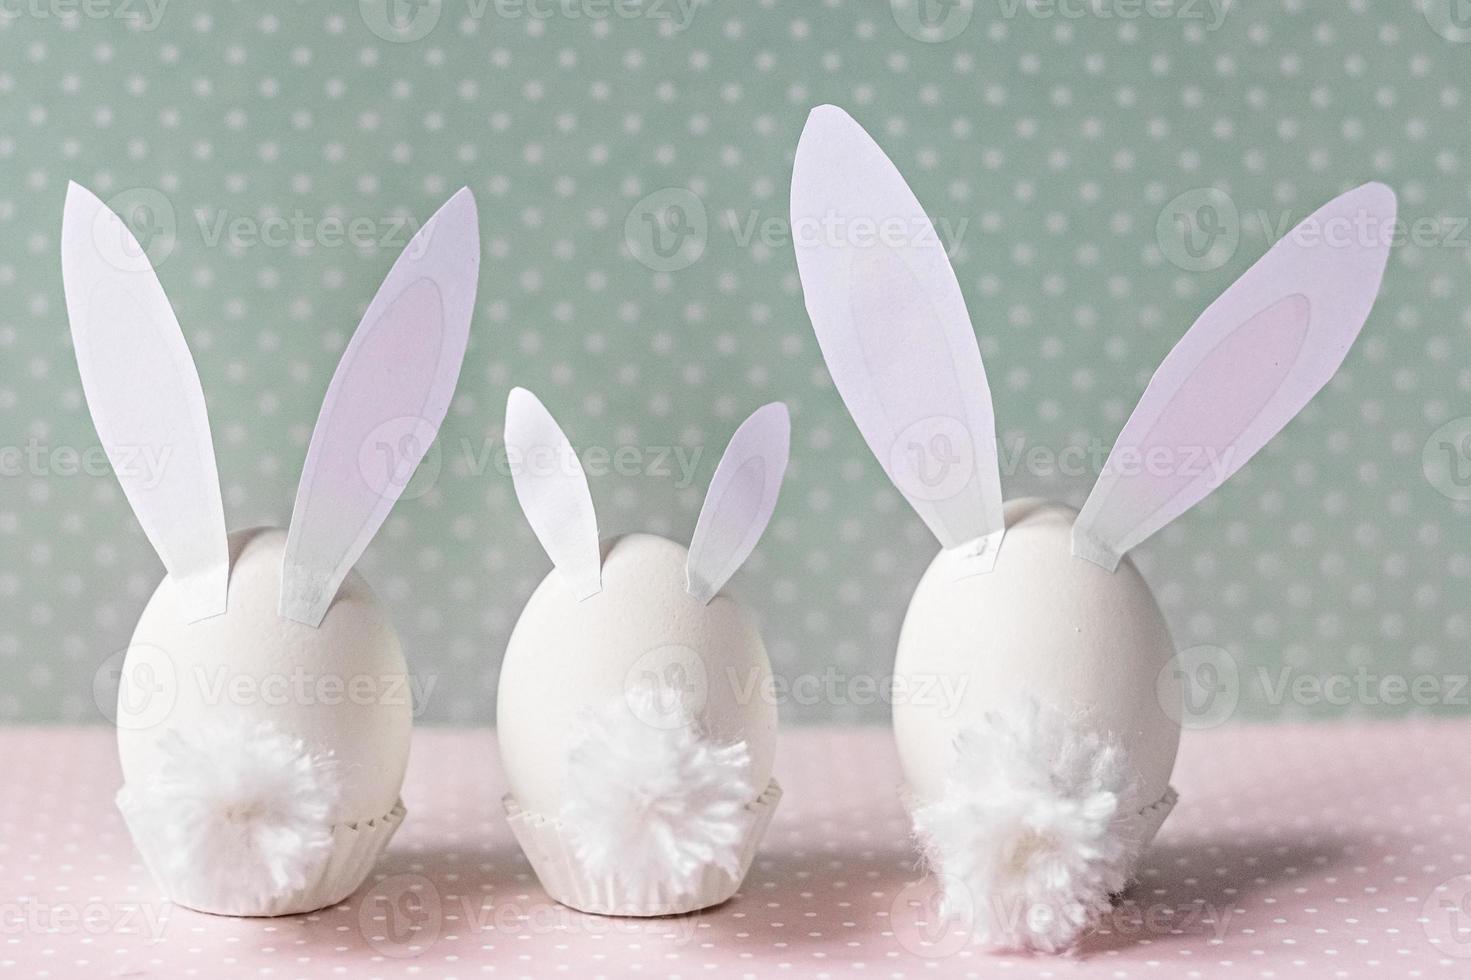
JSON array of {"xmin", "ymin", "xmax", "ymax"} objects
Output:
[{"xmin": 0, "ymin": 0, "xmax": 1468, "ymax": 726}]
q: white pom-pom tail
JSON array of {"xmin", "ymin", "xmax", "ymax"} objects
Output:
[
  {"xmin": 119, "ymin": 720, "xmax": 340, "ymax": 911},
  {"xmin": 560, "ymin": 688, "xmax": 758, "ymax": 905},
  {"xmin": 911, "ymin": 700, "xmax": 1142, "ymax": 953}
]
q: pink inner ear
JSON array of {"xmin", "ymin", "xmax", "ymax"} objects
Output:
[
  {"xmin": 688, "ymin": 455, "xmax": 765, "ymax": 594},
  {"xmin": 844, "ymin": 246, "xmax": 997, "ymax": 546},
  {"xmin": 316, "ymin": 277, "xmax": 447, "ymax": 504},
  {"xmin": 1109, "ymin": 292, "xmax": 1312, "ymax": 528},
  {"xmin": 685, "ymin": 400, "xmax": 789, "ymax": 604},
  {"xmin": 280, "ymin": 276, "xmax": 448, "ymax": 623}
]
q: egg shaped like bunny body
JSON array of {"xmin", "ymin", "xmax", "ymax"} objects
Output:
[
  {"xmin": 791, "ymin": 105, "xmax": 1395, "ymax": 951},
  {"xmin": 498, "ymin": 391, "xmax": 790, "ymax": 916},
  {"xmin": 893, "ymin": 499, "xmax": 1180, "ymax": 835},
  {"xmin": 498, "ymin": 533, "xmax": 777, "ymax": 822},
  {"xmin": 61, "ymin": 184, "xmax": 480, "ymax": 916},
  {"xmin": 116, "ymin": 529, "xmax": 413, "ymax": 911}
]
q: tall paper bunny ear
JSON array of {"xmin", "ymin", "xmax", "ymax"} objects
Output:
[
  {"xmin": 1072, "ymin": 182, "xmax": 1397, "ymax": 571},
  {"xmin": 280, "ymin": 188, "xmax": 480, "ymax": 626},
  {"xmin": 791, "ymin": 105, "xmax": 1006, "ymax": 574},
  {"xmin": 60, "ymin": 182, "xmax": 230, "ymax": 622},
  {"xmin": 504, "ymin": 387, "xmax": 602, "ymax": 600},
  {"xmin": 686, "ymin": 403, "xmax": 791, "ymax": 604}
]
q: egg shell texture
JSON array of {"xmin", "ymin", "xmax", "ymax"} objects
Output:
[
  {"xmin": 894, "ymin": 498, "xmax": 1181, "ymax": 811},
  {"xmin": 497, "ymin": 533, "xmax": 778, "ymax": 818},
  {"xmin": 117, "ymin": 527, "xmax": 412, "ymax": 822}
]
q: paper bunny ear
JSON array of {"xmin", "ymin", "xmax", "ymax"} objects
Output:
[
  {"xmin": 504, "ymin": 387, "xmax": 602, "ymax": 600},
  {"xmin": 791, "ymin": 105, "xmax": 1005, "ymax": 573},
  {"xmin": 686, "ymin": 403, "xmax": 791, "ymax": 604},
  {"xmin": 1072, "ymin": 182, "xmax": 1397, "ymax": 571},
  {"xmin": 280, "ymin": 188, "xmax": 480, "ymax": 626},
  {"xmin": 60, "ymin": 182, "xmax": 230, "ymax": 622}
]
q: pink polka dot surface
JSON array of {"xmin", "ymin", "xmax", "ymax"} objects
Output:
[{"xmin": 2, "ymin": 723, "xmax": 1468, "ymax": 978}]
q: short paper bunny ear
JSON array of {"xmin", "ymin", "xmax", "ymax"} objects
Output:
[
  {"xmin": 280, "ymin": 188, "xmax": 480, "ymax": 626},
  {"xmin": 1072, "ymin": 182, "xmax": 1397, "ymax": 571},
  {"xmin": 686, "ymin": 403, "xmax": 791, "ymax": 604},
  {"xmin": 791, "ymin": 105, "xmax": 1005, "ymax": 573},
  {"xmin": 504, "ymin": 387, "xmax": 602, "ymax": 600},
  {"xmin": 60, "ymin": 182, "xmax": 230, "ymax": 622}
]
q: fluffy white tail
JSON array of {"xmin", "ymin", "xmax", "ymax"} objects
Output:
[
  {"xmin": 912, "ymin": 700, "xmax": 1142, "ymax": 952},
  {"xmin": 119, "ymin": 720, "xmax": 339, "ymax": 910},
  {"xmin": 560, "ymin": 687, "xmax": 757, "ymax": 903}
]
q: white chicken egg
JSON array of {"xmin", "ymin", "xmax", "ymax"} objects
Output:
[
  {"xmin": 497, "ymin": 391, "xmax": 790, "ymax": 915},
  {"xmin": 497, "ymin": 532, "xmax": 777, "ymax": 820},
  {"xmin": 791, "ymin": 104, "xmax": 1394, "ymax": 950},
  {"xmin": 60, "ymin": 183, "xmax": 480, "ymax": 915},
  {"xmin": 894, "ymin": 499, "xmax": 1179, "ymax": 820},
  {"xmin": 117, "ymin": 527, "xmax": 412, "ymax": 828}
]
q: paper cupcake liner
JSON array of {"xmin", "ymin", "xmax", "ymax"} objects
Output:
[
  {"xmin": 118, "ymin": 787, "xmax": 406, "ymax": 917},
  {"xmin": 505, "ymin": 778, "xmax": 782, "ymax": 916},
  {"xmin": 1126, "ymin": 784, "xmax": 1178, "ymax": 851}
]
